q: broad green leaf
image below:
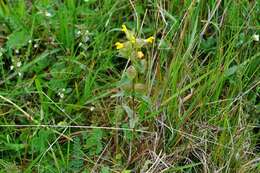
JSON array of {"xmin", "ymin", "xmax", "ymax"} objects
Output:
[
  {"xmin": 31, "ymin": 129, "xmax": 50, "ymax": 153},
  {"xmin": 6, "ymin": 30, "xmax": 30, "ymax": 49}
]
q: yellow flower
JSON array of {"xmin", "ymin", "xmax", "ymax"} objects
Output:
[
  {"xmin": 145, "ymin": 36, "xmax": 155, "ymax": 44},
  {"xmin": 137, "ymin": 51, "xmax": 144, "ymax": 59},
  {"xmin": 115, "ymin": 42, "xmax": 124, "ymax": 49},
  {"xmin": 121, "ymin": 24, "xmax": 127, "ymax": 33},
  {"xmin": 130, "ymin": 36, "xmax": 136, "ymax": 44}
]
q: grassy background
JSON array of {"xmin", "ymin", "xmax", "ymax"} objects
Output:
[{"xmin": 0, "ymin": 0, "xmax": 259, "ymax": 172}]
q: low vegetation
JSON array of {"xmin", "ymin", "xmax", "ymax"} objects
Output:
[{"xmin": 0, "ymin": 0, "xmax": 259, "ymax": 172}]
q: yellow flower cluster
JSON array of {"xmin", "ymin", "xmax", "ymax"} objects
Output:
[
  {"xmin": 115, "ymin": 24, "xmax": 155, "ymax": 51},
  {"xmin": 114, "ymin": 24, "xmax": 153, "ymax": 93}
]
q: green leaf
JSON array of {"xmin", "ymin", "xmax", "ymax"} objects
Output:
[
  {"xmin": 84, "ymin": 129, "xmax": 104, "ymax": 155},
  {"xmin": 6, "ymin": 30, "xmax": 30, "ymax": 49},
  {"xmin": 50, "ymin": 62, "xmax": 66, "ymax": 78},
  {"xmin": 101, "ymin": 166, "xmax": 110, "ymax": 173},
  {"xmin": 31, "ymin": 129, "xmax": 50, "ymax": 153},
  {"xmin": 69, "ymin": 137, "xmax": 84, "ymax": 173},
  {"xmin": 200, "ymin": 36, "xmax": 216, "ymax": 52},
  {"xmin": 126, "ymin": 65, "xmax": 137, "ymax": 80},
  {"xmin": 121, "ymin": 123, "xmax": 133, "ymax": 141},
  {"xmin": 48, "ymin": 79, "xmax": 66, "ymax": 91},
  {"xmin": 32, "ymin": 57, "xmax": 52, "ymax": 74},
  {"xmin": 4, "ymin": 143, "xmax": 25, "ymax": 151},
  {"xmin": 224, "ymin": 65, "xmax": 238, "ymax": 77},
  {"xmin": 135, "ymin": 4, "xmax": 145, "ymax": 14},
  {"xmin": 84, "ymin": 0, "xmax": 97, "ymax": 3},
  {"xmin": 123, "ymin": 105, "xmax": 138, "ymax": 128}
]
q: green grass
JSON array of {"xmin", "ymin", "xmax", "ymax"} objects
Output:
[{"xmin": 0, "ymin": 0, "xmax": 259, "ymax": 172}]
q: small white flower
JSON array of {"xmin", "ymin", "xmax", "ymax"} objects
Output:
[
  {"xmin": 16, "ymin": 61, "xmax": 22, "ymax": 67},
  {"xmin": 84, "ymin": 36, "xmax": 90, "ymax": 43},
  {"xmin": 28, "ymin": 40, "xmax": 32, "ymax": 44},
  {"xmin": 77, "ymin": 30, "xmax": 81, "ymax": 35},
  {"xmin": 79, "ymin": 42, "xmax": 83, "ymax": 47},
  {"xmin": 18, "ymin": 72, "xmax": 22, "ymax": 76},
  {"xmin": 252, "ymin": 34, "xmax": 259, "ymax": 42},
  {"xmin": 45, "ymin": 11, "xmax": 52, "ymax": 17},
  {"xmin": 34, "ymin": 44, "xmax": 39, "ymax": 48},
  {"xmin": 10, "ymin": 65, "xmax": 14, "ymax": 70},
  {"xmin": 90, "ymin": 106, "xmax": 95, "ymax": 111},
  {"xmin": 58, "ymin": 92, "xmax": 64, "ymax": 99},
  {"xmin": 15, "ymin": 49, "xmax": 19, "ymax": 54},
  {"xmin": 62, "ymin": 88, "xmax": 66, "ymax": 92}
]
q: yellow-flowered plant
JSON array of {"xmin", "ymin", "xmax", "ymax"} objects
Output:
[
  {"xmin": 115, "ymin": 24, "xmax": 154, "ymax": 61},
  {"xmin": 114, "ymin": 24, "xmax": 155, "ymax": 130},
  {"xmin": 115, "ymin": 24, "xmax": 155, "ymax": 93}
]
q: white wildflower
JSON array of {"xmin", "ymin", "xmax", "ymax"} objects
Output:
[
  {"xmin": 58, "ymin": 92, "xmax": 64, "ymax": 99},
  {"xmin": 90, "ymin": 106, "xmax": 95, "ymax": 111},
  {"xmin": 16, "ymin": 61, "xmax": 22, "ymax": 67},
  {"xmin": 34, "ymin": 44, "xmax": 39, "ymax": 48},
  {"xmin": 45, "ymin": 11, "xmax": 52, "ymax": 17},
  {"xmin": 84, "ymin": 36, "xmax": 90, "ymax": 43},
  {"xmin": 252, "ymin": 34, "xmax": 259, "ymax": 42},
  {"xmin": 77, "ymin": 30, "xmax": 81, "ymax": 35}
]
